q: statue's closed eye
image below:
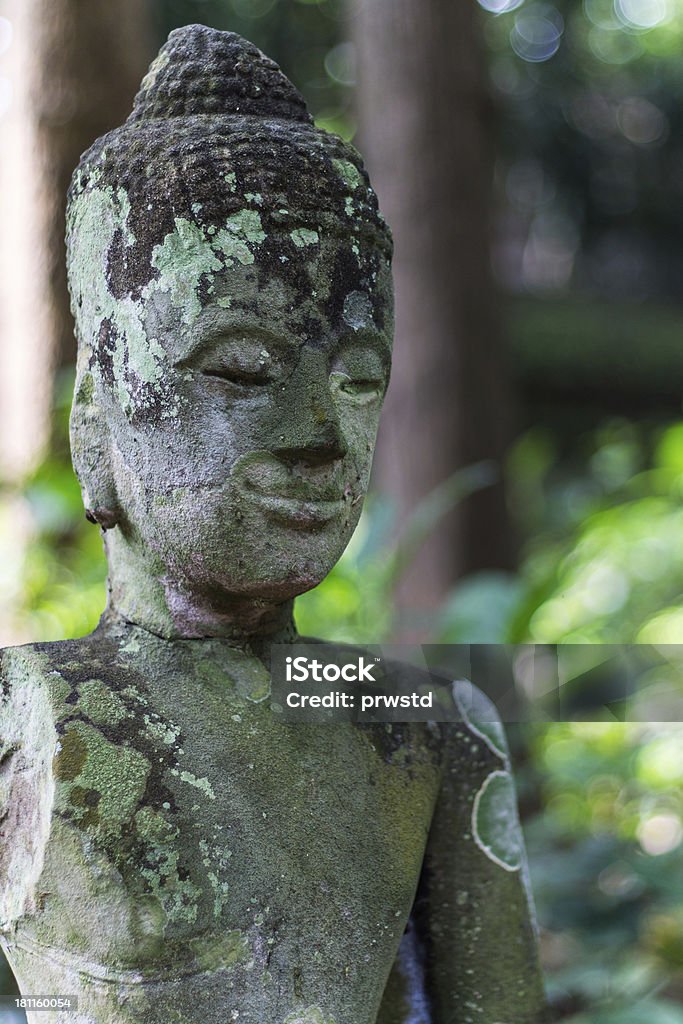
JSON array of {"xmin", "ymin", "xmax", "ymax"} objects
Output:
[
  {"xmin": 330, "ymin": 372, "xmax": 385, "ymax": 402},
  {"xmin": 195, "ymin": 339, "xmax": 278, "ymax": 387},
  {"xmin": 202, "ymin": 361, "xmax": 272, "ymax": 386},
  {"xmin": 331, "ymin": 342, "xmax": 388, "ymax": 404}
]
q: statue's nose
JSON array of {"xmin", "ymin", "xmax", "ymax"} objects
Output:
[
  {"xmin": 273, "ymin": 424, "xmax": 348, "ymax": 467},
  {"xmin": 272, "ymin": 349, "xmax": 348, "ymax": 467}
]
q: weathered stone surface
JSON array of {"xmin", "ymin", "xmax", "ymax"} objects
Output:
[{"xmin": 0, "ymin": 24, "xmax": 547, "ymax": 1023}]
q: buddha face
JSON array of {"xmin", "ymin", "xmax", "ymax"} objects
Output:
[{"xmin": 71, "ymin": 204, "xmax": 393, "ymax": 618}]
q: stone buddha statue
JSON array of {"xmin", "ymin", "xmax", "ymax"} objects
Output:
[{"xmin": 0, "ymin": 25, "xmax": 547, "ymax": 1024}]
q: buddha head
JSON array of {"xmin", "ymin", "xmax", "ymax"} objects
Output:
[{"xmin": 66, "ymin": 25, "xmax": 393, "ymax": 640}]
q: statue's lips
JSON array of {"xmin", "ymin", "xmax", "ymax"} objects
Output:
[
  {"xmin": 236, "ymin": 461, "xmax": 350, "ymax": 529},
  {"xmin": 249, "ymin": 492, "xmax": 345, "ymax": 530}
]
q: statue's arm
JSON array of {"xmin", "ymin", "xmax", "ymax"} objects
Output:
[
  {"xmin": 416, "ymin": 684, "xmax": 548, "ymax": 1023},
  {"xmin": 0, "ymin": 647, "xmax": 54, "ymax": 933}
]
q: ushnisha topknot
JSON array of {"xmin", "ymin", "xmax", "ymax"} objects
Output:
[
  {"xmin": 128, "ymin": 25, "xmax": 312, "ymax": 124},
  {"xmin": 66, "ymin": 24, "xmax": 392, "ymax": 302}
]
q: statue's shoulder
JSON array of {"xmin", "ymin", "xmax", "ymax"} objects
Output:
[
  {"xmin": 1, "ymin": 637, "xmax": 74, "ymax": 737},
  {"xmin": 0, "ymin": 621, "xmax": 138, "ymax": 705},
  {"xmin": 1, "ymin": 632, "xmax": 102, "ymax": 683},
  {"xmin": 1, "ymin": 633, "xmax": 103, "ymax": 724}
]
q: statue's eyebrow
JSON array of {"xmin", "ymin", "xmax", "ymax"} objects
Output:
[
  {"xmin": 174, "ymin": 321, "xmax": 296, "ymax": 368},
  {"xmin": 336, "ymin": 328, "xmax": 392, "ymax": 369}
]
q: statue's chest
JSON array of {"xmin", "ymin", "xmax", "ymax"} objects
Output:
[{"xmin": 28, "ymin": 681, "xmax": 442, "ymax": 980}]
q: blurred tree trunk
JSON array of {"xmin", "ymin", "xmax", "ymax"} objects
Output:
[
  {"xmin": 353, "ymin": 0, "xmax": 515, "ymax": 630},
  {"xmin": 31, "ymin": 0, "xmax": 153, "ymax": 372},
  {"xmin": 0, "ymin": 0, "xmax": 152, "ymax": 480}
]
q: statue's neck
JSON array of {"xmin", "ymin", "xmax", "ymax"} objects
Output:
[{"xmin": 103, "ymin": 530, "xmax": 297, "ymax": 648}]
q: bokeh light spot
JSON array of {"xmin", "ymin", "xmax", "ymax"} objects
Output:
[
  {"xmin": 615, "ymin": 0, "xmax": 671, "ymax": 29},
  {"xmin": 511, "ymin": 10, "xmax": 563, "ymax": 63},
  {"xmin": 638, "ymin": 813, "xmax": 683, "ymax": 855},
  {"xmin": 324, "ymin": 42, "xmax": 356, "ymax": 86},
  {"xmin": 588, "ymin": 24, "xmax": 644, "ymax": 62},
  {"xmin": 478, "ymin": 0, "xmax": 526, "ymax": 13},
  {"xmin": 617, "ymin": 97, "xmax": 669, "ymax": 145},
  {"xmin": 584, "ymin": 0, "xmax": 620, "ymax": 30}
]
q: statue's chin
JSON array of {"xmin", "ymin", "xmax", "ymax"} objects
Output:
[
  {"xmin": 159, "ymin": 561, "xmax": 332, "ymax": 612},
  {"xmin": 208, "ymin": 567, "xmax": 330, "ymax": 604},
  {"xmin": 189, "ymin": 528, "xmax": 352, "ymax": 602}
]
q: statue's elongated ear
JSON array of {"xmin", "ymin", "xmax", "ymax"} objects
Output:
[{"xmin": 69, "ymin": 368, "xmax": 122, "ymax": 531}]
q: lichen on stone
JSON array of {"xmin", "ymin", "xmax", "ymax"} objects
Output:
[
  {"xmin": 55, "ymin": 721, "xmax": 150, "ymax": 838},
  {"xmin": 471, "ymin": 769, "xmax": 523, "ymax": 872},
  {"xmin": 291, "ymin": 228, "xmax": 320, "ymax": 248}
]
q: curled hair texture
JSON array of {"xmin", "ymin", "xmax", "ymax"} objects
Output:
[{"xmin": 67, "ymin": 24, "xmax": 391, "ymax": 299}]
